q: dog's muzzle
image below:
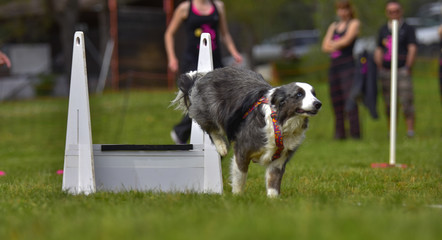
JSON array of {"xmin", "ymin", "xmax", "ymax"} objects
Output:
[{"xmin": 296, "ymin": 101, "xmax": 322, "ymax": 115}]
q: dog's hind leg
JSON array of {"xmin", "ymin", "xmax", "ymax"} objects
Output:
[
  {"xmin": 230, "ymin": 154, "xmax": 250, "ymax": 194},
  {"xmin": 265, "ymin": 158, "xmax": 289, "ymax": 197}
]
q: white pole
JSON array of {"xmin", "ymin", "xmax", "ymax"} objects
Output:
[
  {"xmin": 63, "ymin": 32, "xmax": 96, "ymax": 194},
  {"xmin": 190, "ymin": 33, "xmax": 223, "ymax": 193},
  {"xmin": 190, "ymin": 33, "xmax": 213, "ymax": 144},
  {"xmin": 96, "ymin": 39, "xmax": 114, "ymax": 94},
  {"xmin": 389, "ymin": 20, "xmax": 398, "ymax": 165}
]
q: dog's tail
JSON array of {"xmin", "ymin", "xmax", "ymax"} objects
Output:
[{"xmin": 171, "ymin": 71, "xmax": 206, "ymax": 112}]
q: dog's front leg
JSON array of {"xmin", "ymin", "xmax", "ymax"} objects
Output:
[
  {"xmin": 265, "ymin": 158, "xmax": 289, "ymax": 197},
  {"xmin": 210, "ymin": 132, "xmax": 228, "ymax": 157},
  {"xmin": 230, "ymin": 154, "xmax": 250, "ymax": 194}
]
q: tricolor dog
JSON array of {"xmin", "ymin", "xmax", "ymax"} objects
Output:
[{"xmin": 173, "ymin": 67, "xmax": 321, "ymax": 197}]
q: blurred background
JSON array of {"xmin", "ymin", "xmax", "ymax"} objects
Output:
[{"xmin": 0, "ymin": 0, "xmax": 440, "ymax": 100}]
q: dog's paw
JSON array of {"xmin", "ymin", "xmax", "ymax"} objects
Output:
[
  {"xmin": 210, "ymin": 134, "xmax": 228, "ymax": 156},
  {"xmin": 215, "ymin": 144, "xmax": 228, "ymax": 157},
  {"xmin": 212, "ymin": 139, "xmax": 228, "ymax": 156},
  {"xmin": 232, "ymin": 189, "xmax": 243, "ymax": 195},
  {"xmin": 231, "ymin": 184, "xmax": 245, "ymax": 195},
  {"xmin": 267, "ymin": 189, "xmax": 279, "ymax": 198}
]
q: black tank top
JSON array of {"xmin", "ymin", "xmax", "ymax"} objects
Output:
[
  {"xmin": 181, "ymin": 0, "xmax": 222, "ymax": 73},
  {"xmin": 330, "ymin": 21, "xmax": 356, "ymax": 61}
]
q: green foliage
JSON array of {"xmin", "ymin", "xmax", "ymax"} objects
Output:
[
  {"xmin": 222, "ymin": 0, "xmax": 438, "ymax": 43},
  {"xmin": 223, "ymin": 0, "xmax": 316, "ymax": 42},
  {"xmin": 0, "ymin": 0, "xmax": 56, "ymax": 43},
  {"xmin": 274, "ymin": 44, "xmax": 440, "ymax": 84},
  {"xmin": 35, "ymin": 73, "xmax": 56, "ymax": 96},
  {"xmin": 313, "ymin": 0, "xmax": 387, "ymax": 37},
  {"xmin": 0, "ymin": 70, "xmax": 441, "ymax": 239},
  {"xmin": 274, "ymin": 45, "xmax": 330, "ymax": 83}
]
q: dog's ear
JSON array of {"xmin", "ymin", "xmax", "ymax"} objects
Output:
[
  {"xmin": 177, "ymin": 72, "xmax": 196, "ymax": 94},
  {"xmin": 177, "ymin": 71, "xmax": 200, "ymax": 108},
  {"xmin": 271, "ymin": 88, "xmax": 287, "ymax": 108}
]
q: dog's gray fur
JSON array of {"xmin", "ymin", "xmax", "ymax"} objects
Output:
[{"xmin": 173, "ymin": 66, "xmax": 321, "ymax": 197}]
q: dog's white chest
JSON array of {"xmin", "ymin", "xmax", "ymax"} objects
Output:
[{"xmin": 251, "ymin": 112, "xmax": 306, "ymax": 165}]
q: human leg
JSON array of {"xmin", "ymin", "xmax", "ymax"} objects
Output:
[
  {"xmin": 172, "ymin": 114, "xmax": 192, "ymax": 144},
  {"xmin": 341, "ymin": 62, "xmax": 361, "ymax": 139},
  {"xmin": 379, "ymin": 68, "xmax": 392, "ymax": 125},
  {"xmin": 329, "ymin": 66, "xmax": 346, "ymax": 139},
  {"xmin": 397, "ymin": 68, "xmax": 415, "ymax": 136}
]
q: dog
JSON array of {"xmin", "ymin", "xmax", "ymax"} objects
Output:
[{"xmin": 172, "ymin": 67, "xmax": 321, "ymax": 197}]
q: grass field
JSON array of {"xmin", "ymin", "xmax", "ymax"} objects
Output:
[{"xmin": 0, "ymin": 72, "xmax": 440, "ymax": 239}]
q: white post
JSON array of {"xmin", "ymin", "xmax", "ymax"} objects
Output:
[
  {"xmin": 191, "ymin": 33, "xmax": 223, "ymax": 193},
  {"xmin": 389, "ymin": 20, "xmax": 398, "ymax": 165},
  {"xmin": 196, "ymin": 33, "xmax": 214, "ymax": 72},
  {"xmin": 96, "ymin": 39, "xmax": 114, "ymax": 94},
  {"xmin": 62, "ymin": 32, "xmax": 96, "ymax": 194},
  {"xmin": 190, "ymin": 33, "xmax": 213, "ymax": 144},
  {"xmin": 62, "ymin": 32, "xmax": 222, "ymax": 194}
]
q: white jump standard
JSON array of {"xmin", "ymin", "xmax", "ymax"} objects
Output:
[{"xmin": 62, "ymin": 32, "xmax": 223, "ymax": 194}]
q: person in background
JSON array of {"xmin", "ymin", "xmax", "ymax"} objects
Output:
[
  {"xmin": 165, "ymin": 0, "xmax": 242, "ymax": 144},
  {"xmin": 374, "ymin": 0, "xmax": 417, "ymax": 138},
  {"xmin": 0, "ymin": 51, "xmax": 11, "ymax": 68},
  {"xmin": 322, "ymin": 0, "xmax": 361, "ymax": 140}
]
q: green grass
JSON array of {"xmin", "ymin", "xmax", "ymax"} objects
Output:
[{"xmin": 0, "ymin": 72, "xmax": 441, "ymax": 240}]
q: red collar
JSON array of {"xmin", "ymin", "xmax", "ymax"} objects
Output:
[{"xmin": 243, "ymin": 97, "xmax": 284, "ymax": 161}]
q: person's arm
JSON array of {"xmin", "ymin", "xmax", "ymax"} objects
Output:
[
  {"xmin": 0, "ymin": 51, "xmax": 11, "ymax": 68},
  {"xmin": 331, "ymin": 19, "xmax": 360, "ymax": 49},
  {"xmin": 405, "ymin": 25, "xmax": 418, "ymax": 73},
  {"xmin": 374, "ymin": 28, "xmax": 384, "ymax": 69},
  {"xmin": 405, "ymin": 43, "xmax": 417, "ymax": 72},
  {"xmin": 438, "ymin": 25, "xmax": 442, "ymax": 39},
  {"xmin": 215, "ymin": 1, "xmax": 242, "ymax": 63},
  {"xmin": 321, "ymin": 23, "xmax": 336, "ymax": 53},
  {"xmin": 374, "ymin": 47, "xmax": 383, "ymax": 69},
  {"xmin": 164, "ymin": 2, "xmax": 189, "ymax": 73}
]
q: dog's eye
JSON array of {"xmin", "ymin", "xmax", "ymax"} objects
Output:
[{"xmin": 296, "ymin": 92, "xmax": 304, "ymax": 98}]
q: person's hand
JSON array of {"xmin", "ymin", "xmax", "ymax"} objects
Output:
[
  {"xmin": 0, "ymin": 52, "xmax": 11, "ymax": 68},
  {"xmin": 329, "ymin": 42, "xmax": 339, "ymax": 51},
  {"xmin": 168, "ymin": 57, "xmax": 179, "ymax": 73},
  {"xmin": 401, "ymin": 66, "xmax": 412, "ymax": 75},
  {"xmin": 233, "ymin": 52, "xmax": 243, "ymax": 64},
  {"xmin": 323, "ymin": 41, "xmax": 337, "ymax": 53}
]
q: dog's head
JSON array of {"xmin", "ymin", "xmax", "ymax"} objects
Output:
[{"xmin": 271, "ymin": 82, "xmax": 322, "ymax": 124}]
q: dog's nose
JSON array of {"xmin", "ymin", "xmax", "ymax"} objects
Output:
[{"xmin": 314, "ymin": 101, "xmax": 322, "ymax": 110}]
